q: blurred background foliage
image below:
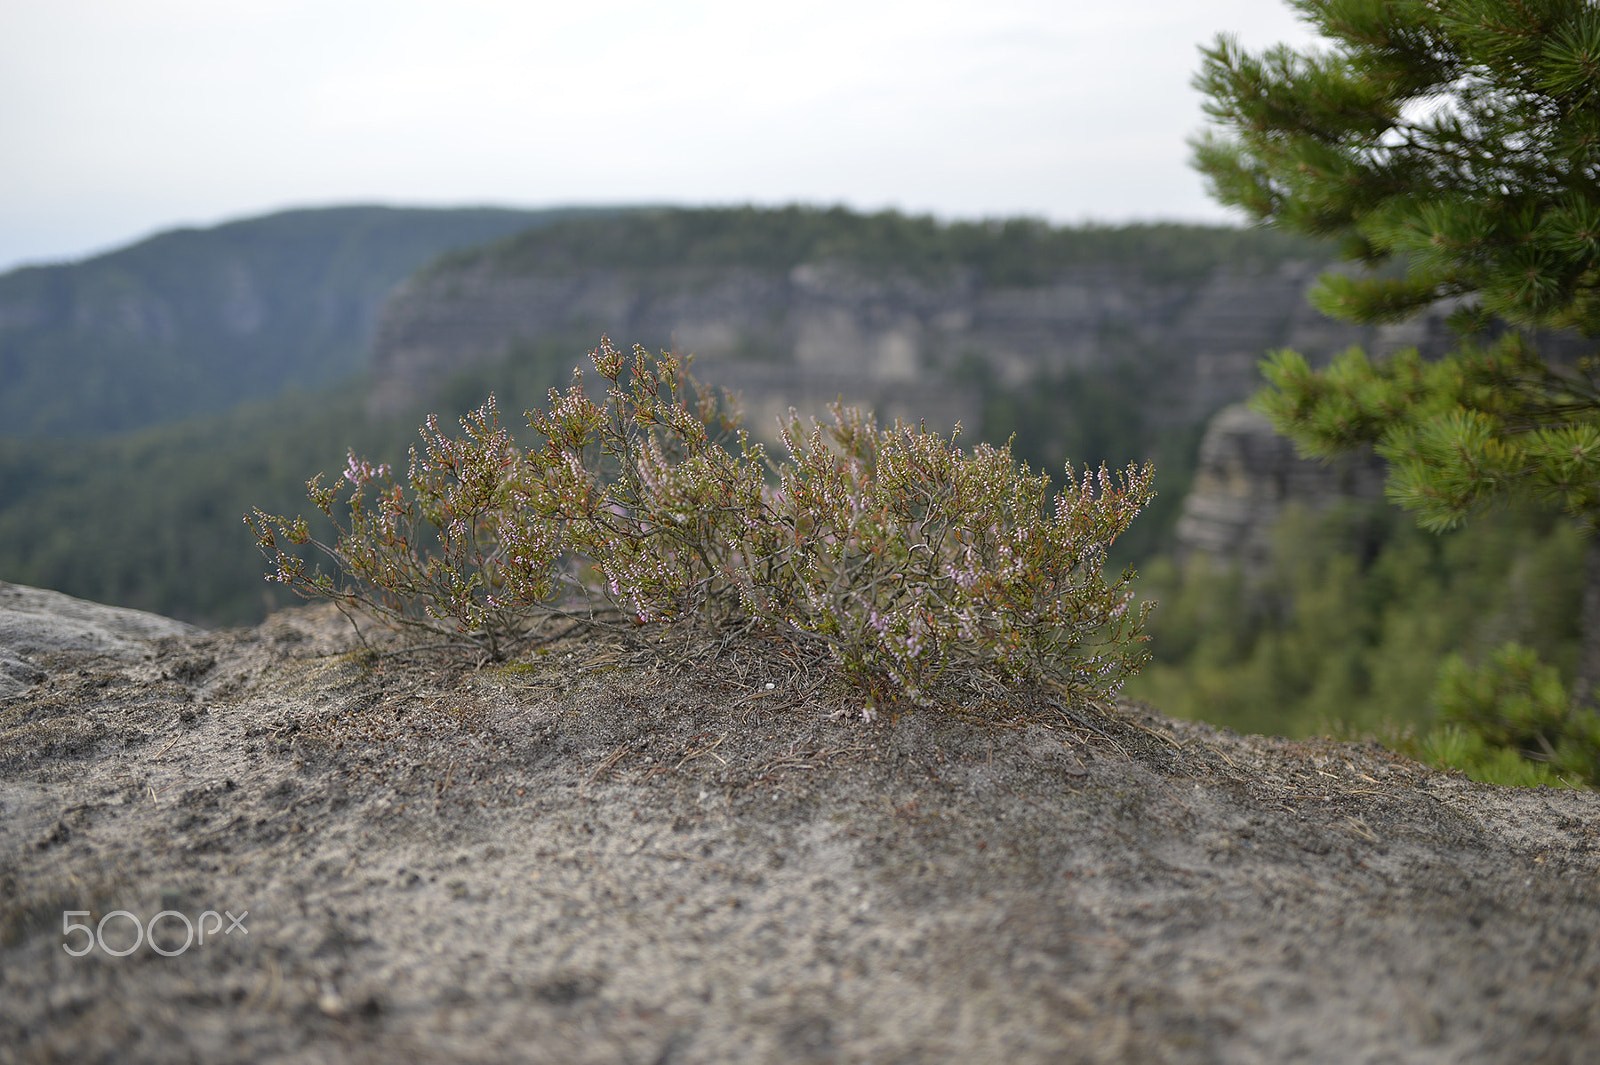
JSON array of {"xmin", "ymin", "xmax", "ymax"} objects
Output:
[
  {"xmin": 446, "ymin": 205, "xmax": 1325, "ymax": 285},
  {"xmin": 1128, "ymin": 503, "xmax": 1583, "ymax": 738}
]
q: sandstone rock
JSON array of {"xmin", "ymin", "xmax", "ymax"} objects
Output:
[
  {"xmin": 0, "ymin": 580, "xmax": 200, "ymax": 698},
  {"xmin": 2, "ymin": 584, "xmax": 1596, "ymax": 1063},
  {"xmin": 1174, "ymin": 404, "xmax": 1388, "ymax": 571},
  {"xmin": 364, "ymin": 256, "xmax": 1375, "ymax": 440}
]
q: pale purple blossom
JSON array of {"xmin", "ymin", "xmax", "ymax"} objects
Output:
[{"xmin": 343, "ymin": 454, "xmax": 392, "ymax": 486}]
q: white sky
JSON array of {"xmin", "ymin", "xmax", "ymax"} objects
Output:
[{"xmin": 0, "ymin": 0, "xmax": 1322, "ymax": 272}]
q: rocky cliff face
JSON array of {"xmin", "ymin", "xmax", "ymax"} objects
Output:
[
  {"xmin": 364, "ymin": 217, "xmax": 1517, "ymax": 561},
  {"xmin": 1173, "ymin": 403, "xmax": 1390, "ymax": 570},
  {"xmin": 0, "ymin": 206, "xmax": 576, "ymax": 437},
  {"xmin": 1170, "ymin": 317, "xmax": 1596, "ymax": 570},
  {"xmin": 366, "ymin": 254, "xmax": 1386, "ymax": 440}
]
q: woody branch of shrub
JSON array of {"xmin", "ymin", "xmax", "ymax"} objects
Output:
[{"xmin": 248, "ymin": 338, "xmax": 1156, "ymax": 706}]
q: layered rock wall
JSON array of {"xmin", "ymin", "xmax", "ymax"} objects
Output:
[
  {"xmin": 365, "ymin": 256, "xmax": 1383, "ymax": 438},
  {"xmin": 367, "ymin": 241, "xmax": 1523, "ymax": 555},
  {"xmin": 1173, "ymin": 404, "xmax": 1389, "ymax": 571}
]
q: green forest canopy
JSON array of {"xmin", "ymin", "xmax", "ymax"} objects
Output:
[{"xmin": 437, "ymin": 206, "xmax": 1330, "ymax": 286}]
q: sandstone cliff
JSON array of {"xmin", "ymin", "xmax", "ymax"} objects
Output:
[
  {"xmin": 363, "ymin": 218, "xmax": 1383, "ymax": 442},
  {"xmin": 362, "ymin": 211, "xmax": 1540, "ymax": 567},
  {"xmin": 1169, "ymin": 313, "xmax": 1597, "ymax": 570},
  {"xmin": 1173, "ymin": 403, "xmax": 1390, "ymax": 570}
]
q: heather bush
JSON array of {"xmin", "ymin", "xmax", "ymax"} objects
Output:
[
  {"xmin": 247, "ymin": 397, "xmax": 566, "ymax": 661},
  {"xmin": 250, "ymin": 338, "xmax": 1155, "ymax": 705},
  {"xmin": 763, "ymin": 405, "xmax": 1154, "ymax": 701}
]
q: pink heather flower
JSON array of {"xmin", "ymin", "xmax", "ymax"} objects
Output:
[{"xmin": 343, "ymin": 455, "xmax": 391, "ymax": 486}]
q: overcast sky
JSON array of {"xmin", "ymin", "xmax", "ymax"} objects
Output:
[{"xmin": 0, "ymin": 0, "xmax": 1322, "ymax": 273}]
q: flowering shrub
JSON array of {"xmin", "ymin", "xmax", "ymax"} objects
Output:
[
  {"xmin": 249, "ymin": 338, "xmax": 1156, "ymax": 704},
  {"xmin": 247, "ymin": 398, "xmax": 565, "ymax": 661},
  {"xmin": 766, "ymin": 406, "xmax": 1154, "ymax": 701}
]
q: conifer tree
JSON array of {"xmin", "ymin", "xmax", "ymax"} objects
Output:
[{"xmin": 1192, "ymin": 0, "xmax": 1600, "ymax": 690}]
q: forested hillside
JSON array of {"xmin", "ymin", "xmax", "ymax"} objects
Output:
[
  {"xmin": 1129, "ymin": 502, "xmax": 1584, "ymax": 743},
  {"xmin": 0, "ymin": 382, "xmax": 396, "ymax": 623},
  {"xmin": 434, "ymin": 204, "xmax": 1324, "ymax": 282},
  {"xmin": 0, "ymin": 205, "xmax": 612, "ymax": 437}
]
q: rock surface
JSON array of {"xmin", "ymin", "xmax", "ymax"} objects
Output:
[
  {"xmin": 365, "ymin": 256, "xmax": 1378, "ymax": 436},
  {"xmin": 0, "ymin": 582, "xmax": 200, "ymax": 700},
  {"xmin": 2, "ymin": 584, "xmax": 1598, "ymax": 1064},
  {"xmin": 1173, "ymin": 404, "xmax": 1389, "ymax": 571}
]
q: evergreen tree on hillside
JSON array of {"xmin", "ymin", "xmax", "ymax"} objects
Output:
[
  {"xmin": 1193, "ymin": 0, "xmax": 1600, "ymax": 781},
  {"xmin": 1193, "ymin": 0, "xmax": 1600, "ymax": 687}
]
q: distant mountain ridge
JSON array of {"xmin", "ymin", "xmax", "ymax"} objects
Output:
[{"xmin": 0, "ymin": 205, "xmax": 619, "ymax": 438}]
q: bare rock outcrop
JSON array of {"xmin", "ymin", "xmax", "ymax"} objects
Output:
[
  {"xmin": 1174, "ymin": 404, "xmax": 1388, "ymax": 571},
  {"xmin": 364, "ymin": 255, "xmax": 1376, "ymax": 440},
  {"xmin": 0, "ymin": 581, "xmax": 200, "ymax": 700},
  {"xmin": 3, "ymin": 584, "xmax": 1598, "ymax": 1063}
]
